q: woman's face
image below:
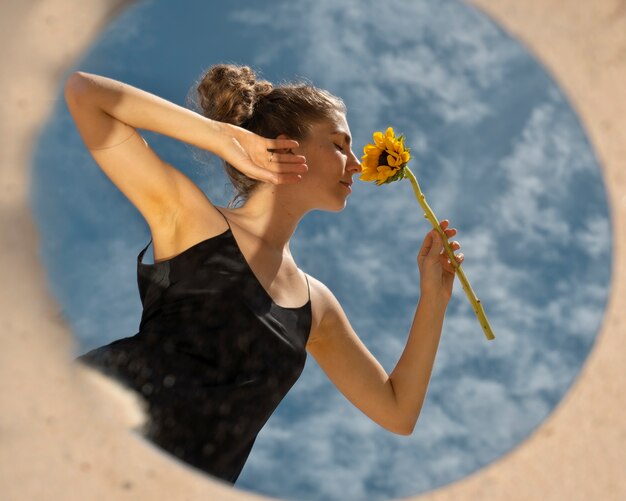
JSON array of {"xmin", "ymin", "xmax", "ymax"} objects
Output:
[{"xmin": 284, "ymin": 111, "xmax": 362, "ymax": 211}]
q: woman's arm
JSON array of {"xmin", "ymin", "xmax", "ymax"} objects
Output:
[
  {"xmin": 390, "ymin": 220, "xmax": 462, "ymax": 432},
  {"xmin": 387, "ymin": 295, "xmax": 447, "ymax": 433},
  {"xmin": 63, "ymin": 72, "xmax": 305, "ymax": 230},
  {"xmin": 64, "ymin": 71, "xmax": 235, "ymax": 230},
  {"xmin": 64, "ymin": 71, "xmax": 228, "ymax": 153},
  {"xmin": 306, "ymin": 282, "xmax": 448, "ymax": 436},
  {"xmin": 306, "ymin": 222, "xmax": 460, "ymax": 435},
  {"xmin": 306, "ymin": 276, "xmax": 408, "ymax": 435}
]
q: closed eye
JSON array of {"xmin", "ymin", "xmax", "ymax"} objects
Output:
[{"xmin": 334, "ymin": 143, "xmax": 344, "ymax": 152}]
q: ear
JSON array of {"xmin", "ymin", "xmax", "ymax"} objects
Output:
[{"xmin": 275, "ymin": 133, "xmax": 295, "ymax": 154}]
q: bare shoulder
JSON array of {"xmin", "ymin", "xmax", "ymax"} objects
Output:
[
  {"xmin": 305, "ymin": 274, "xmax": 344, "ymax": 347},
  {"xmin": 148, "ymin": 178, "xmax": 231, "ymax": 263}
]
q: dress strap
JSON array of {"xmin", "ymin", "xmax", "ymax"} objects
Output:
[
  {"xmin": 215, "ymin": 204, "xmax": 310, "ymax": 303},
  {"xmin": 214, "ymin": 206, "xmax": 231, "ymax": 230},
  {"xmin": 138, "ymin": 237, "xmax": 153, "ymax": 264}
]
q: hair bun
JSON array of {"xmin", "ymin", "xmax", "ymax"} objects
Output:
[
  {"xmin": 193, "ymin": 64, "xmax": 273, "ymax": 126},
  {"xmin": 186, "ymin": 61, "xmax": 346, "ymax": 209},
  {"xmin": 253, "ymin": 80, "xmax": 273, "ymax": 100}
]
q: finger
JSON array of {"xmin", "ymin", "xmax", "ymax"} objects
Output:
[
  {"xmin": 443, "ymin": 252, "xmax": 464, "ymax": 269},
  {"xmin": 439, "ymin": 220, "xmax": 458, "ymax": 237},
  {"xmin": 418, "ymin": 229, "xmax": 435, "ymax": 259},
  {"xmin": 428, "ymin": 230, "xmax": 443, "ymax": 256},
  {"xmin": 442, "ymin": 255, "xmax": 459, "ymax": 274},
  {"xmin": 267, "ymin": 139, "xmax": 300, "ymax": 151},
  {"xmin": 244, "ymin": 161, "xmax": 303, "ymax": 185},
  {"xmin": 268, "ymin": 152, "xmax": 308, "ymax": 166},
  {"xmin": 266, "ymin": 160, "xmax": 308, "ymax": 175}
]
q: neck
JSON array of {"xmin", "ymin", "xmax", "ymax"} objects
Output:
[{"xmin": 229, "ymin": 184, "xmax": 311, "ymax": 254}]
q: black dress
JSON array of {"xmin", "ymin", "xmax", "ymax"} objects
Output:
[{"xmin": 75, "ymin": 207, "xmax": 312, "ymax": 484}]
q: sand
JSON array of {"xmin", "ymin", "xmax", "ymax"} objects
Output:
[{"xmin": 0, "ymin": 0, "xmax": 624, "ymax": 499}]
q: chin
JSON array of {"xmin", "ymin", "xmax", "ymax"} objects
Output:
[
  {"xmin": 316, "ymin": 185, "xmax": 351, "ymax": 212},
  {"xmin": 316, "ymin": 199, "xmax": 347, "ymax": 213},
  {"xmin": 331, "ymin": 198, "xmax": 349, "ymax": 212}
]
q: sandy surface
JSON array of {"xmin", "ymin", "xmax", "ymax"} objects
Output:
[{"xmin": 0, "ymin": 0, "xmax": 624, "ymax": 499}]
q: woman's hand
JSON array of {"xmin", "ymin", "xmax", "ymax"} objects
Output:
[
  {"xmin": 214, "ymin": 122, "xmax": 308, "ymax": 184},
  {"xmin": 417, "ymin": 219, "xmax": 464, "ymax": 305}
]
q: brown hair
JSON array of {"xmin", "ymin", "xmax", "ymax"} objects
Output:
[{"xmin": 186, "ymin": 63, "xmax": 346, "ymax": 207}]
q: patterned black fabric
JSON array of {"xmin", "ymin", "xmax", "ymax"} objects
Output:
[{"xmin": 76, "ymin": 208, "xmax": 312, "ymax": 484}]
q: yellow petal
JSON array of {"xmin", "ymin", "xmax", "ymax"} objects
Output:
[
  {"xmin": 361, "ymin": 154, "xmax": 380, "ymax": 164},
  {"xmin": 361, "ymin": 160, "xmax": 376, "ymax": 172},
  {"xmin": 359, "ymin": 169, "xmax": 379, "ymax": 182},
  {"xmin": 379, "ymin": 165, "xmax": 392, "ymax": 177},
  {"xmin": 361, "ymin": 159, "xmax": 373, "ymax": 169},
  {"xmin": 373, "ymin": 131, "xmax": 385, "ymax": 149},
  {"xmin": 362, "ymin": 128, "xmax": 412, "ymax": 181}
]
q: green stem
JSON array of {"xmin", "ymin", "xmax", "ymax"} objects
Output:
[{"xmin": 403, "ymin": 166, "xmax": 495, "ymax": 341}]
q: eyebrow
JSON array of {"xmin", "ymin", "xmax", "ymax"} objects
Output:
[{"xmin": 330, "ymin": 130, "xmax": 352, "ymax": 146}]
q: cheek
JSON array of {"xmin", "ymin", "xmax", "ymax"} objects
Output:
[{"xmin": 301, "ymin": 147, "xmax": 339, "ymax": 185}]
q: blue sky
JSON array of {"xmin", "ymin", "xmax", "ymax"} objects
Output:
[{"xmin": 31, "ymin": 0, "xmax": 612, "ymax": 499}]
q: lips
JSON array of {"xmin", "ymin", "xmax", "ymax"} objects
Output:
[{"xmin": 340, "ymin": 181, "xmax": 353, "ymax": 187}]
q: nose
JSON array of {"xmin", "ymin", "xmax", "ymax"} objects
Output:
[{"xmin": 347, "ymin": 148, "xmax": 362, "ymax": 173}]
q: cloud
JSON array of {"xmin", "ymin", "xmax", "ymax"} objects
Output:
[
  {"xmin": 575, "ymin": 212, "xmax": 612, "ymax": 260},
  {"xmin": 231, "ymin": 0, "xmax": 522, "ymax": 129},
  {"xmin": 38, "ymin": 0, "xmax": 610, "ymax": 499}
]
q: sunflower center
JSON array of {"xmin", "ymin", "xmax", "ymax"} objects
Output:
[{"xmin": 379, "ymin": 151, "xmax": 389, "ymax": 167}]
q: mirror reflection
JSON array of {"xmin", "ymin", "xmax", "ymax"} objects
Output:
[
  {"xmin": 71, "ymin": 64, "xmax": 375, "ymax": 484},
  {"xmin": 32, "ymin": 1, "xmax": 611, "ymax": 499}
]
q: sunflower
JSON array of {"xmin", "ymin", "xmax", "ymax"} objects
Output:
[
  {"xmin": 359, "ymin": 127, "xmax": 411, "ymax": 185},
  {"xmin": 357, "ymin": 126, "xmax": 495, "ymax": 341}
]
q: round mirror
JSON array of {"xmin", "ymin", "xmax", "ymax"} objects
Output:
[{"xmin": 26, "ymin": 0, "xmax": 612, "ymax": 499}]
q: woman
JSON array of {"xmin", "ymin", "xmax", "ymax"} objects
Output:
[{"xmin": 67, "ymin": 64, "xmax": 464, "ymax": 485}]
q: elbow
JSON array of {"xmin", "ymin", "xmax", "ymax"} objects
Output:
[
  {"xmin": 388, "ymin": 415, "xmax": 416, "ymax": 436},
  {"xmin": 63, "ymin": 71, "xmax": 90, "ymax": 102},
  {"xmin": 388, "ymin": 382, "xmax": 421, "ymax": 435},
  {"xmin": 394, "ymin": 410, "xmax": 419, "ymax": 436},
  {"xmin": 397, "ymin": 421, "xmax": 416, "ymax": 436},
  {"xmin": 406, "ymin": 419, "xmax": 417, "ymax": 435}
]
